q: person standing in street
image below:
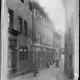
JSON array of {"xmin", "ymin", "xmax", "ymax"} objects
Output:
[
  {"xmin": 33, "ymin": 60, "xmax": 38, "ymax": 77},
  {"xmin": 56, "ymin": 57, "xmax": 59, "ymax": 67}
]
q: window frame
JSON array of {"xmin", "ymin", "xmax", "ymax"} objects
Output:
[
  {"xmin": 24, "ymin": 20, "xmax": 27, "ymax": 35},
  {"xmin": 18, "ymin": 16, "xmax": 23, "ymax": 33},
  {"xmin": 20, "ymin": 0, "xmax": 24, "ymax": 3},
  {"xmin": 8, "ymin": 8, "xmax": 14, "ymax": 28}
]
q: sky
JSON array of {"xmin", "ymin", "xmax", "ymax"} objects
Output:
[{"xmin": 35, "ymin": 0, "xmax": 65, "ymax": 33}]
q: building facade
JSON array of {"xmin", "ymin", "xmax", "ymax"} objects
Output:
[
  {"xmin": 53, "ymin": 31, "xmax": 61, "ymax": 58},
  {"xmin": 29, "ymin": 1, "xmax": 55, "ymax": 70},
  {"xmin": 7, "ymin": 0, "xmax": 32, "ymax": 77},
  {"xmin": 63, "ymin": 0, "xmax": 79, "ymax": 79},
  {"xmin": 1, "ymin": 0, "xmax": 62, "ymax": 79}
]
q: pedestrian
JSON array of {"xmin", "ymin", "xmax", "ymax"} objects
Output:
[
  {"xmin": 47, "ymin": 60, "xmax": 50, "ymax": 68},
  {"xmin": 56, "ymin": 57, "xmax": 59, "ymax": 67},
  {"xmin": 50, "ymin": 58, "xmax": 52, "ymax": 65},
  {"xmin": 59, "ymin": 49, "xmax": 62, "ymax": 60},
  {"xmin": 33, "ymin": 60, "xmax": 38, "ymax": 77}
]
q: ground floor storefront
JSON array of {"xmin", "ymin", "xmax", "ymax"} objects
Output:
[
  {"xmin": 8, "ymin": 37, "xmax": 56, "ymax": 79},
  {"xmin": 10, "ymin": 54, "xmax": 65, "ymax": 80},
  {"xmin": 32, "ymin": 43, "xmax": 56, "ymax": 71}
]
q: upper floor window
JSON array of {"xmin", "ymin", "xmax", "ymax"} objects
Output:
[
  {"xmin": 34, "ymin": 9, "xmax": 36, "ymax": 18},
  {"xmin": 43, "ymin": 18, "xmax": 46, "ymax": 26},
  {"xmin": 8, "ymin": 9, "xmax": 14, "ymax": 28},
  {"xmin": 46, "ymin": 21, "xmax": 47, "ymax": 26},
  {"xmin": 24, "ymin": 21, "xmax": 27, "ymax": 35},
  {"xmin": 42, "ymin": 34, "xmax": 45, "ymax": 43},
  {"xmin": 18, "ymin": 17, "xmax": 23, "ymax": 33},
  {"xmin": 41, "ymin": 16, "xmax": 43, "ymax": 24},
  {"xmin": 38, "ymin": 14, "xmax": 41, "ymax": 22},
  {"xmin": 56, "ymin": 44, "xmax": 57, "ymax": 48},
  {"xmin": 50, "ymin": 39, "xmax": 52, "ymax": 46},
  {"xmin": 54, "ymin": 43, "xmax": 55, "ymax": 48},
  {"xmin": 42, "ymin": 18, "xmax": 44, "ymax": 25},
  {"xmin": 20, "ymin": 0, "xmax": 24, "ymax": 3},
  {"xmin": 29, "ymin": 1, "xmax": 32, "ymax": 11}
]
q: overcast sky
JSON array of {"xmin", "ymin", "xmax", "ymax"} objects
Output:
[{"xmin": 35, "ymin": 0, "xmax": 65, "ymax": 33}]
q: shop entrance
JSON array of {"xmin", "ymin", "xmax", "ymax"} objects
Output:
[{"xmin": 8, "ymin": 38, "xmax": 17, "ymax": 74}]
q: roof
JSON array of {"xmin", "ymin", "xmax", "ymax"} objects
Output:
[{"xmin": 29, "ymin": 0, "xmax": 53, "ymax": 25}]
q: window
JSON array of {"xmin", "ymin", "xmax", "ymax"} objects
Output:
[
  {"xmin": 33, "ymin": 30, "xmax": 37, "ymax": 42},
  {"xmin": 56, "ymin": 44, "xmax": 57, "ymax": 48},
  {"xmin": 42, "ymin": 35, "xmax": 45, "ymax": 43},
  {"xmin": 43, "ymin": 18, "xmax": 45, "ymax": 25},
  {"xmin": 8, "ymin": 9, "xmax": 14, "ymax": 28},
  {"xmin": 45, "ymin": 36, "xmax": 48, "ymax": 44},
  {"xmin": 36, "ymin": 32, "xmax": 40, "ymax": 42},
  {"xmin": 46, "ymin": 37, "xmax": 49, "ymax": 45},
  {"xmin": 24, "ymin": 21, "xmax": 27, "ymax": 35},
  {"xmin": 40, "ymin": 33, "xmax": 42, "ymax": 43},
  {"xmin": 46, "ymin": 21, "xmax": 47, "ymax": 26},
  {"xmin": 34, "ymin": 9, "xmax": 36, "ymax": 18},
  {"xmin": 20, "ymin": 0, "xmax": 24, "ymax": 3},
  {"xmin": 44, "ymin": 35, "xmax": 45, "ymax": 44},
  {"xmin": 37, "ymin": 14, "xmax": 41, "ymax": 23},
  {"xmin": 29, "ymin": 1, "xmax": 32, "ymax": 10},
  {"xmin": 54, "ymin": 43, "xmax": 55, "ymax": 48},
  {"xmin": 8, "ymin": 38, "xmax": 17, "ymax": 69},
  {"xmin": 50, "ymin": 39, "xmax": 52, "ymax": 46},
  {"xmin": 19, "ymin": 46, "xmax": 28, "ymax": 61},
  {"xmin": 58, "ymin": 44, "xmax": 59, "ymax": 48},
  {"xmin": 18, "ymin": 17, "xmax": 23, "ymax": 33},
  {"xmin": 40, "ymin": 16, "xmax": 43, "ymax": 24}
]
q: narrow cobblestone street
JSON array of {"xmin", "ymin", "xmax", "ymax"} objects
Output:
[{"xmin": 10, "ymin": 54, "xmax": 65, "ymax": 80}]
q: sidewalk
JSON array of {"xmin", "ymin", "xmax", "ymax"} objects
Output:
[{"xmin": 10, "ymin": 58, "xmax": 65, "ymax": 80}]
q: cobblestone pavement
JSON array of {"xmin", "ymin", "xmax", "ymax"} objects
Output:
[{"xmin": 10, "ymin": 54, "xmax": 66, "ymax": 80}]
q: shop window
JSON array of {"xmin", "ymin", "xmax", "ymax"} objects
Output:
[
  {"xmin": 25, "ymin": 47, "xmax": 28, "ymax": 60},
  {"xmin": 18, "ymin": 17, "xmax": 23, "ymax": 33},
  {"xmin": 8, "ymin": 9, "xmax": 14, "ymax": 28},
  {"xmin": 24, "ymin": 21, "xmax": 27, "ymax": 35}
]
